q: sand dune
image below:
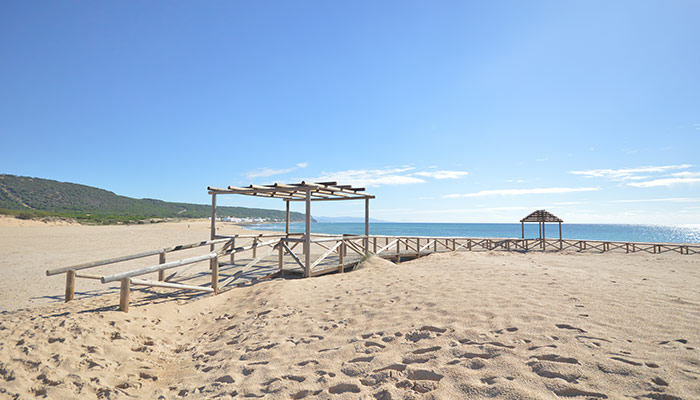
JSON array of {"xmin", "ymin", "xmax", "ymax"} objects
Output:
[{"xmin": 1, "ymin": 223, "xmax": 699, "ymax": 399}]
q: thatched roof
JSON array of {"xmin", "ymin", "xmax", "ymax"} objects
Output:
[{"xmin": 520, "ymin": 209, "xmax": 563, "ymax": 223}]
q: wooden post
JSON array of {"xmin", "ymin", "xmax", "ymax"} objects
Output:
[
  {"xmin": 211, "ymin": 256, "xmax": 219, "ymax": 294},
  {"xmin": 364, "ymin": 198, "xmax": 370, "ymax": 255},
  {"xmin": 210, "ymin": 193, "xmax": 217, "ymax": 251},
  {"xmin": 416, "ymin": 238, "xmax": 420, "ymax": 258},
  {"xmin": 521, "ymin": 222, "xmax": 525, "ymax": 239},
  {"xmin": 119, "ymin": 278, "xmax": 130, "ymax": 313},
  {"xmin": 278, "ymin": 242, "xmax": 284, "ymax": 272},
  {"xmin": 65, "ymin": 270, "xmax": 76, "ymax": 302},
  {"xmin": 304, "ymin": 189, "xmax": 311, "ymax": 277},
  {"xmin": 559, "ymin": 222, "xmax": 562, "ymax": 250},
  {"xmin": 230, "ymin": 237, "xmax": 236, "ymax": 264},
  {"xmin": 542, "ymin": 222, "xmax": 546, "ymax": 250},
  {"xmin": 158, "ymin": 251, "xmax": 166, "ymax": 281},
  {"xmin": 252, "ymin": 237, "xmax": 258, "ymax": 258},
  {"xmin": 339, "ymin": 240, "xmax": 345, "ymax": 273},
  {"xmin": 396, "ymin": 238, "xmax": 400, "ymax": 263},
  {"xmin": 373, "ymin": 237, "xmax": 377, "ymax": 254},
  {"xmin": 285, "ymin": 200, "xmax": 290, "ymax": 235},
  {"xmin": 468, "ymin": 239, "xmax": 472, "ymax": 251}
]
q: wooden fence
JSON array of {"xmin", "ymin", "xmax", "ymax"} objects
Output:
[{"xmin": 46, "ymin": 234, "xmax": 700, "ymax": 312}]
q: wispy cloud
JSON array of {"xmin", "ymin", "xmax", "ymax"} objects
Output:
[
  {"xmin": 413, "ymin": 170, "xmax": 468, "ymax": 179},
  {"xmin": 627, "ymin": 177, "xmax": 700, "ymax": 188},
  {"xmin": 611, "ymin": 198, "xmax": 700, "ymax": 203},
  {"xmin": 307, "ymin": 166, "xmax": 469, "ymax": 187},
  {"xmin": 311, "ymin": 167, "xmax": 425, "ymax": 187},
  {"xmin": 246, "ymin": 162, "xmax": 308, "ymax": 179},
  {"xmin": 444, "ymin": 187, "xmax": 599, "ymax": 198},
  {"xmin": 570, "ymin": 164, "xmax": 693, "ymax": 180}
]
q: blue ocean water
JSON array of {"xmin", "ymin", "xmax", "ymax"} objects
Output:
[{"xmin": 247, "ymin": 222, "xmax": 700, "ymax": 244}]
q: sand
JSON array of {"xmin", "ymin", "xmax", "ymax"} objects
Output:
[{"xmin": 1, "ymin": 219, "xmax": 699, "ymax": 399}]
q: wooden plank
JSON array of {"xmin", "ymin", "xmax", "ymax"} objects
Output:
[
  {"xmin": 75, "ymin": 272, "xmax": 102, "ymax": 280},
  {"xmin": 130, "ymin": 278, "xmax": 215, "ymax": 293},
  {"xmin": 375, "ymin": 239, "xmax": 399, "ymax": 256},
  {"xmin": 282, "ymin": 242, "xmax": 306, "ymax": 270},
  {"xmin": 419, "ymin": 240, "xmax": 435, "ymax": 253},
  {"xmin": 311, "ymin": 240, "xmax": 344, "ymax": 270},
  {"xmin": 345, "ymin": 239, "xmax": 365, "ymax": 255},
  {"xmin": 220, "ymin": 245, "xmax": 278, "ymax": 288},
  {"xmin": 211, "ymin": 256, "xmax": 219, "ymax": 294},
  {"xmin": 102, "ymin": 253, "xmax": 217, "ymax": 283}
]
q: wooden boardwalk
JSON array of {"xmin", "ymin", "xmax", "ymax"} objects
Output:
[{"xmin": 46, "ymin": 233, "xmax": 700, "ymax": 312}]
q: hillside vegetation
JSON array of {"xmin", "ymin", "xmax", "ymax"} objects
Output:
[{"xmin": 0, "ymin": 174, "xmax": 307, "ymax": 224}]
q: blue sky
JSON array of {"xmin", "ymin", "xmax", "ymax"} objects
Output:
[{"xmin": 1, "ymin": 1, "xmax": 699, "ymax": 224}]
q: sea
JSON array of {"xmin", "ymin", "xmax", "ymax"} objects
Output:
[{"xmin": 247, "ymin": 222, "xmax": 700, "ymax": 244}]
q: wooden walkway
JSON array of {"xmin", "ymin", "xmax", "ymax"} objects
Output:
[{"xmin": 46, "ymin": 234, "xmax": 700, "ymax": 312}]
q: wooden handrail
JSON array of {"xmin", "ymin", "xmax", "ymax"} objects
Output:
[
  {"xmin": 102, "ymin": 253, "xmax": 217, "ymax": 283},
  {"xmin": 46, "ymin": 238, "xmax": 231, "ymax": 276}
]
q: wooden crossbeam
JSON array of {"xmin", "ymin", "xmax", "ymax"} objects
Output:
[
  {"xmin": 130, "ymin": 278, "xmax": 215, "ymax": 293},
  {"xmin": 220, "ymin": 245, "xmax": 278, "ymax": 288},
  {"xmin": 282, "ymin": 242, "xmax": 305, "ymax": 270},
  {"xmin": 311, "ymin": 241, "xmax": 344, "ymax": 270},
  {"xmin": 375, "ymin": 239, "xmax": 399, "ymax": 256}
]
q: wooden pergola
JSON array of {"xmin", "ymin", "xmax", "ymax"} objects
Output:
[
  {"xmin": 520, "ymin": 209, "xmax": 563, "ymax": 240},
  {"xmin": 207, "ymin": 182, "xmax": 375, "ymax": 277}
]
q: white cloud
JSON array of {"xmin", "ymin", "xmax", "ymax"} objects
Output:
[
  {"xmin": 627, "ymin": 177, "xmax": 700, "ymax": 188},
  {"xmin": 245, "ymin": 162, "xmax": 308, "ymax": 179},
  {"xmin": 444, "ymin": 187, "xmax": 599, "ymax": 198},
  {"xmin": 310, "ymin": 167, "xmax": 425, "ymax": 187},
  {"xmin": 414, "ymin": 170, "xmax": 469, "ymax": 179},
  {"xmin": 611, "ymin": 198, "xmax": 700, "ymax": 203},
  {"xmin": 570, "ymin": 164, "xmax": 693, "ymax": 180}
]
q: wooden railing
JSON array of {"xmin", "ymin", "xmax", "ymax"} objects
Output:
[{"xmin": 46, "ymin": 233, "xmax": 700, "ymax": 312}]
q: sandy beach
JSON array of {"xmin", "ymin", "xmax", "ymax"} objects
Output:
[{"xmin": 1, "ymin": 218, "xmax": 699, "ymax": 399}]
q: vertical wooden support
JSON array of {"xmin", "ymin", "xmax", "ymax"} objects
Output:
[
  {"xmin": 119, "ymin": 278, "xmax": 130, "ymax": 313},
  {"xmin": 210, "ymin": 193, "xmax": 217, "ymax": 251},
  {"xmin": 521, "ymin": 222, "xmax": 525, "ymax": 239},
  {"xmin": 364, "ymin": 198, "xmax": 370, "ymax": 255},
  {"xmin": 304, "ymin": 189, "xmax": 311, "ymax": 277},
  {"xmin": 252, "ymin": 237, "xmax": 258, "ymax": 258},
  {"xmin": 373, "ymin": 237, "xmax": 377, "ymax": 254},
  {"xmin": 468, "ymin": 239, "xmax": 472, "ymax": 251},
  {"xmin": 452, "ymin": 239, "xmax": 456, "ymax": 251},
  {"xmin": 339, "ymin": 241, "xmax": 345, "ymax": 273},
  {"xmin": 230, "ymin": 237, "xmax": 236, "ymax": 264},
  {"xmin": 396, "ymin": 238, "xmax": 400, "ymax": 263},
  {"xmin": 416, "ymin": 238, "xmax": 420, "ymax": 258},
  {"xmin": 559, "ymin": 222, "xmax": 562, "ymax": 250},
  {"xmin": 626, "ymin": 243, "xmax": 629, "ymax": 253},
  {"xmin": 542, "ymin": 223, "xmax": 546, "ymax": 250},
  {"xmin": 158, "ymin": 251, "xmax": 166, "ymax": 281},
  {"xmin": 211, "ymin": 256, "xmax": 219, "ymax": 294},
  {"xmin": 434, "ymin": 240, "xmax": 437, "ymax": 252},
  {"xmin": 285, "ymin": 200, "xmax": 290, "ymax": 235},
  {"xmin": 278, "ymin": 242, "xmax": 284, "ymax": 272},
  {"xmin": 65, "ymin": 270, "xmax": 76, "ymax": 302}
]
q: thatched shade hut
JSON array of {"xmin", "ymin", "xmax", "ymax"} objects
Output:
[{"xmin": 520, "ymin": 209, "xmax": 563, "ymax": 240}]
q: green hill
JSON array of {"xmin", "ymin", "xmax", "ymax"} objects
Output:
[{"xmin": 0, "ymin": 174, "xmax": 308, "ymax": 224}]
